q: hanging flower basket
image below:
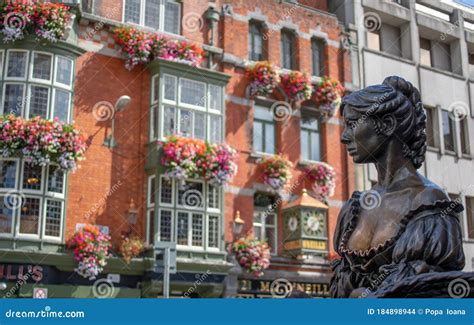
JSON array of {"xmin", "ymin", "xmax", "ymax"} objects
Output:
[
  {"xmin": 67, "ymin": 224, "xmax": 111, "ymax": 280},
  {"xmin": 0, "ymin": 1, "xmax": 72, "ymax": 43},
  {"xmin": 119, "ymin": 235, "xmax": 147, "ymax": 264},
  {"xmin": 313, "ymin": 77, "xmax": 345, "ymax": 118},
  {"xmin": 280, "ymin": 71, "xmax": 313, "ymax": 102},
  {"xmin": 0, "ymin": 114, "xmax": 87, "ymax": 172},
  {"xmin": 257, "ymin": 154, "xmax": 292, "ymax": 192},
  {"xmin": 158, "ymin": 135, "xmax": 238, "ymax": 186},
  {"xmin": 232, "ymin": 236, "xmax": 270, "ymax": 277},
  {"xmin": 114, "ymin": 27, "xmax": 204, "ymax": 70},
  {"xmin": 245, "ymin": 61, "xmax": 279, "ymax": 97},
  {"xmin": 305, "ymin": 162, "xmax": 336, "ymax": 201}
]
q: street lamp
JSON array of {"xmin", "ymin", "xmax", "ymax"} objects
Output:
[
  {"xmin": 232, "ymin": 211, "xmax": 245, "ymax": 236},
  {"xmin": 103, "ymin": 95, "xmax": 131, "ymax": 148}
]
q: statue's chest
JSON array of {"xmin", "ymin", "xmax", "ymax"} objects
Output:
[{"xmin": 347, "ymin": 207, "xmax": 406, "ymax": 252}]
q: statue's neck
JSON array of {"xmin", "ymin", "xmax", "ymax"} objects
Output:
[{"xmin": 374, "ymin": 139, "xmax": 415, "ymax": 188}]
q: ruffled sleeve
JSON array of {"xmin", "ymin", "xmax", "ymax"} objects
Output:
[{"xmin": 374, "ymin": 209, "xmax": 465, "ymax": 296}]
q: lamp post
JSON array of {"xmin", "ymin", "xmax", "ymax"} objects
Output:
[{"xmin": 103, "ymin": 95, "xmax": 131, "ymax": 148}]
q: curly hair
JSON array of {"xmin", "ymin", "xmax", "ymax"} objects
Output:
[{"xmin": 341, "ymin": 76, "xmax": 427, "ymax": 169}]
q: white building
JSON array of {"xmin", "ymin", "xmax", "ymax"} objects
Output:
[{"xmin": 331, "ymin": 0, "xmax": 474, "ymax": 271}]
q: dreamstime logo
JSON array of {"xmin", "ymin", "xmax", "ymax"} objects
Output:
[
  {"xmin": 360, "ymin": 12, "xmax": 381, "ymax": 32},
  {"xmin": 92, "ymin": 278, "xmax": 115, "ymax": 298},
  {"xmin": 4, "ymin": 12, "xmax": 27, "ymax": 32},
  {"xmin": 4, "ymin": 190, "xmax": 25, "ymax": 210},
  {"xmin": 270, "ymin": 278, "xmax": 293, "ymax": 298},
  {"xmin": 271, "ymin": 101, "xmax": 292, "ymax": 123},
  {"xmin": 448, "ymin": 101, "xmax": 468, "ymax": 122},
  {"xmin": 182, "ymin": 189, "xmax": 203, "ymax": 209},
  {"xmin": 92, "ymin": 101, "xmax": 114, "ymax": 122},
  {"xmin": 360, "ymin": 190, "xmax": 381, "ymax": 210},
  {"xmin": 182, "ymin": 12, "xmax": 204, "ymax": 32},
  {"xmin": 448, "ymin": 278, "xmax": 470, "ymax": 298}
]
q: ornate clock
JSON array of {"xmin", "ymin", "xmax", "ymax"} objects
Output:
[{"xmin": 282, "ymin": 189, "xmax": 329, "ymax": 257}]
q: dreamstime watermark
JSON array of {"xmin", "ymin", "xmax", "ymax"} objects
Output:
[
  {"xmin": 448, "ymin": 101, "xmax": 468, "ymax": 122},
  {"xmin": 263, "ymin": 5, "xmax": 298, "ymax": 41},
  {"xmin": 2, "ymin": 270, "xmax": 35, "ymax": 298},
  {"xmin": 92, "ymin": 101, "xmax": 115, "ymax": 122},
  {"xmin": 182, "ymin": 12, "xmax": 204, "ymax": 33},
  {"xmin": 181, "ymin": 189, "xmax": 203, "ymax": 209},
  {"xmin": 271, "ymin": 101, "xmax": 293, "ymax": 123},
  {"xmin": 448, "ymin": 278, "xmax": 470, "ymax": 298},
  {"xmin": 183, "ymin": 270, "xmax": 210, "ymax": 297},
  {"xmin": 360, "ymin": 12, "xmax": 381, "ymax": 32},
  {"xmin": 84, "ymin": 180, "xmax": 123, "ymax": 219},
  {"xmin": 92, "ymin": 278, "xmax": 115, "ymax": 298},
  {"xmin": 358, "ymin": 271, "xmax": 389, "ymax": 298},
  {"xmin": 4, "ymin": 12, "xmax": 27, "ymax": 33},
  {"xmin": 270, "ymin": 278, "xmax": 293, "ymax": 298},
  {"xmin": 359, "ymin": 190, "xmax": 381, "ymax": 210},
  {"xmin": 3, "ymin": 190, "xmax": 25, "ymax": 210}
]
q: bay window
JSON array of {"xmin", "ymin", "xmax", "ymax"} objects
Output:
[
  {"xmin": 123, "ymin": 0, "xmax": 181, "ymax": 35},
  {"xmin": 0, "ymin": 159, "xmax": 66, "ymax": 240},
  {"xmin": 151, "ymin": 73, "xmax": 224, "ymax": 143},
  {"xmin": 146, "ymin": 176, "xmax": 222, "ymax": 251},
  {"xmin": 0, "ymin": 49, "xmax": 74, "ymax": 122}
]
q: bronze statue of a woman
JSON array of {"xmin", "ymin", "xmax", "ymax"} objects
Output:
[{"xmin": 331, "ymin": 76, "xmax": 474, "ymax": 298}]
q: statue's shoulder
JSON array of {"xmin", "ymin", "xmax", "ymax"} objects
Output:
[{"xmin": 410, "ymin": 174, "xmax": 461, "ymax": 214}]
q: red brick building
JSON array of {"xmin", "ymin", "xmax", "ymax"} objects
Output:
[{"xmin": 0, "ymin": 0, "xmax": 354, "ymax": 298}]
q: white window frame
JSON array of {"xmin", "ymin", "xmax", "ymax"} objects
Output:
[
  {"xmin": 253, "ymin": 105, "xmax": 276, "ymax": 155},
  {"xmin": 42, "ymin": 198, "xmax": 64, "ymax": 240},
  {"xmin": 5, "ymin": 49, "xmax": 29, "ymax": 81},
  {"xmin": 122, "ymin": 0, "xmax": 182, "ymax": 35},
  {"xmin": 146, "ymin": 175, "xmax": 156, "ymax": 244},
  {"xmin": 20, "ymin": 162, "xmax": 45, "ymax": 195},
  {"xmin": 158, "ymin": 175, "xmax": 174, "ymax": 207},
  {"xmin": 26, "ymin": 84, "xmax": 51, "ymax": 119},
  {"xmin": 45, "ymin": 165, "xmax": 66, "ymax": 199},
  {"xmin": 1, "ymin": 82, "xmax": 26, "ymax": 115},
  {"xmin": 161, "ymin": 74, "xmax": 177, "ymax": 105},
  {"xmin": 300, "ymin": 110, "xmax": 321, "ymax": 163},
  {"xmin": 51, "ymin": 88, "xmax": 72, "ymax": 123},
  {"xmin": 157, "ymin": 207, "xmax": 173, "ymax": 242},
  {"xmin": 0, "ymin": 49, "xmax": 5, "ymax": 77},
  {"xmin": 177, "ymin": 77, "xmax": 207, "ymax": 110},
  {"xmin": 53, "ymin": 56, "xmax": 74, "ymax": 90},
  {"xmin": 17, "ymin": 196, "xmax": 43, "ymax": 239},
  {"xmin": 253, "ymin": 210, "xmax": 277, "ymax": 254},
  {"xmin": 29, "ymin": 51, "xmax": 54, "ymax": 84},
  {"xmin": 206, "ymin": 214, "xmax": 220, "ymax": 251}
]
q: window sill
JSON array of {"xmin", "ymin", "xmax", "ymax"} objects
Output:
[
  {"xmin": 363, "ymin": 47, "xmax": 415, "ymax": 66},
  {"xmin": 298, "ymin": 159, "xmax": 323, "ymax": 167},
  {"xmin": 250, "ymin": 152, "xmax": 276, "ymax": 160},
  {"xmin": 418, "ymin": 64, "xmax": 465, "ymax": 80},
  {"xmin": 426, "ymin": 146, "xmax": 440, "ymax": 153},
  {"xmin": 462, "ymin": 153, "xmax": 472, "ymax": 160},
  {"xmin": 444, "ymin": 150, "xmax": 457, "ymax": 157}
]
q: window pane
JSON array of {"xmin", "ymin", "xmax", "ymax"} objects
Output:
[
  {"xmin": 367, "ymin": 31, "xmax": 380, "ymax": 51},
  {"xmin": 301, "ymin": 113, "xmax": 318, "ymax": 130},
  {"xmin": 191, "ymin": 213, "xmax": 203, "ymax": 246},
  {"xmin": 253, "ymin": 121, "xmax": 263, "ymax": 153},
  {"xmin": 265, "ymin": 214, "xmax": 276, "ymax": 226},
  {"xmin": 160, "ymin": 209, "xmax": 172, "ymax": 242},
  {"xmin": 467, "ymin": 197, "xmax": 474, "ymax": 240},
  {"xmin": 208, "ymin": 215, "xmax": 219, "ymax": 248},
  {"xmin": 164, "ymin": 0, "xmax": 181, "ymax": 34},
  {"xmin": 3, "ymin": 84, "xmax": 24, "ymax": 115},
  {"xmin": 312, "ymin": 39, "xmax": 323, "ymax": 76},
  {"xmin": 19, "ymin": 197, "xmax": 40, "ymax": 235},
  {"xmin": 208, "ymin": 184, "xmax": 219, "ymax": 209},
  {"xmin": 45, "ymin": 200, "xmax": 62, "ymax": 237},
  {"xmin": 254, "ymin": 225, "xmax": 262, "ymax": 241},
  {"xmin": 425, "ymin": 107, "xmax": 435, "ymax": 147},
  {"xmin": 209, "ymin": 115, "xmax": 222, "ymax": 143},
  {"xmin": 442, "ymin": 110, "xmax": 455, "ymax": 151},
  {"xmin": 32, "ymin": 53, "xmax": 52, "ymax": 80},
  {"xmin": 179, "ymin": 79, "xmax": 205, "ymax": 107},
  {"xmin": 163, "ymin": 106, "xmax": 176, "ymax": 137},
  {"xmin": 460, "ymin": 119, "xmax": 469, "ymax": 154},
  {"xmin": 148, "ymin": 176, "xmax": 156, "ymax": 206},
  {"xmin": 53, "ymin": 89, "xmax": 70, "ymax": 122},
  {"xmin": 7, "ymin": 51, "xmax": 27, "ymax": 78},
  {"xmin": 178, "ymin": 181, "xmax": 204, "ymax": 208},
  {"xmin": 264, "ymin": 123, "xmax": 275, "ymax": 154},
  {"xmin": 160, "ymin": 177, "xmax": 173, "ymax": 204},
  {"xmin": 311, "ymin": 132, "xmax": 321, "ymax": 161},
  {"xmin": 380, "ymin": 24, "xmax": 401, "ymax": 57},
  {"xmin": 194, "ymin": 111, "xmax": 205, "ymax": 140},
  {"xmin": 177, "ymin": 212, "xmax": 188, "ymax": 245},
  {"xmin": 265, "ymin": 227, "xmax": 276, "ymax": 253},
  {"xmin": 0, "ymin": 160, "xmax": 17, "ymax": 189},
  {"xmin": 301, "ymin": 130, "xmax": 309, "ymax": 160},
  {"xmin": 0, "ymin": 197, "xmax": 13, "ymax": 233},
  {"xmin": 249, "ymin": 22, "xmax": 263, "ymax": 61},
  {"xmin": 145, "ymin": 0, "xmax": 160, "ymax": 29},
  {"xmin": 47, "ymin": 166, "xmax": 64, "ymax": 194},
  {"xmin": 148, "ymin": 208, "xmax": 155, "ymax": 244},
  {"xmin": 124, "ymin": 0, "xmax": 140, "ymax": 24},
  {"xmin": 254, "ymin": 105, "xmax": 273, "ymax": 121},
  {"xmin": 151, "ymin": 105, "xmax": 158, "ymax": 139},
  {"xmin": 209, "ymin": 84, "xmax": 222, "ymax": 111},
  {"xmin": 281, "ymin": 31, "xmax": 293, "ymax": 69},
  {"xmin": 164, "ymin": 75, "xmax": 176, "ymax": 102},
  {"xmin": 29, "ymin": 86, "xmax": 49, "ymax": 119},
  {"xmin": 179, "ymin": 109, "xmax": 192, "ymax": 137},
  {"xmin": 22, "ymin": 164, "xmax": 42, "ymax": 191},
  {"xmin": 56, "ymin": 57, "xmax": 73, "ymax": 86},
  {"xmin": 420, "ymin": 38, "xmax": 432, "ymax": 66}
]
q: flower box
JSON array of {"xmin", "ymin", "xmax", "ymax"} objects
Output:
[
  {"xmin": 313, "ymin": 77, "xmax": 345, "ymax": 118},
  {"xmin": 0, "ymin": 114, "xmax": 87, "ymax": 172},
  {"xmin": 245, "ymin": 61, "xmax": 279, "ymax": 97},
  {"xmin": 232, "ymin": 236, "xmax": 270, "ymax": 277},
  {"xmin": 257, "ymin": 154, "xmax": 292, "ymax": 192},
  {"xmin": 280, "ymin": 71, "xmax": 313, "ymax": 102},
  {"xmin": 305, "ymin": 162, "xmax": 336, "ymax": 202}
]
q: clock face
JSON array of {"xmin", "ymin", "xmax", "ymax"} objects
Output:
[
  {"xmin": 288, "ymin": 216, "xmax": 298, "ymax": 232},
  {"xmin": 303, "ymin": 210, "xmax": 326, "ymax": 237}
]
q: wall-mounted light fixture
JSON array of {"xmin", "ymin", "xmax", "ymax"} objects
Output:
[{"xmin": 232, "ymin": 210, "xmax": 245, "ymax": 236}]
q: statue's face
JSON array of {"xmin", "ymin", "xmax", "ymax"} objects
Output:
[{"xmin": 341, "ymin": 105, "xmax": 386, "ymax": 164}]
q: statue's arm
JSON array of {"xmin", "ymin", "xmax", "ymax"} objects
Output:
[{"xmin": 374, "ymin": 213, "xmax": 465, "ymax": 296}]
